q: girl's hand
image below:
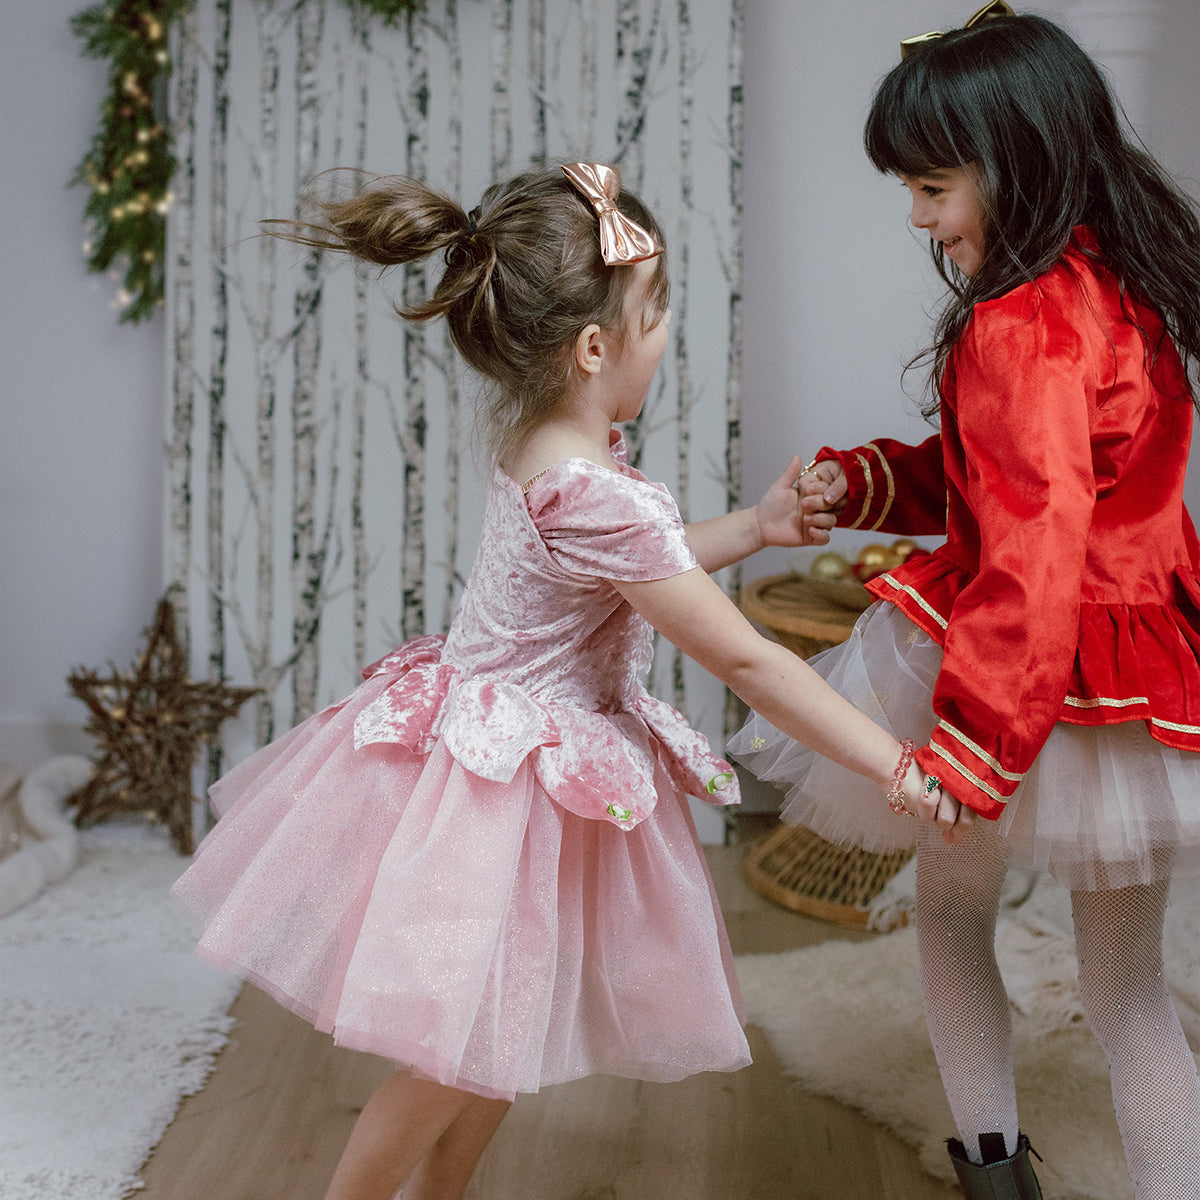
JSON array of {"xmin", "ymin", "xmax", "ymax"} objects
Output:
[
  {"xmin": 933, "ymin": 787, "xmax": 976, "ymax": 845},
  {"xmin": 754, "ymin": 455, "xmax": 828, "ymax": 548},
  {"xmin": 797, "ymin": 460, "xmax": 848, "ymax": 545},
  {"xmin": 904, "ymin": 768, "xmax": 977, "ymax": 845}
]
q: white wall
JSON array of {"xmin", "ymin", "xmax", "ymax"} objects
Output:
[
  {"xmin": 3, "ymin": 0, "xmax": 1198, "ymax": 800},
  {"xmin": 0, "ymin": 0, "xmax": 166, "ymax": 767}
]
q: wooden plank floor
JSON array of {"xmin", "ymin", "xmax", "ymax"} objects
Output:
[{"xmin": 138, "ymin": 828, "xmax": 959, "ymax": 1200}]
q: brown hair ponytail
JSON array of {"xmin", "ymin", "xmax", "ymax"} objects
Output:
[
  {"xmin": 266, "ymin": 167, "xmax": 669, "ymax": 461},
  {"xmin": 268, "ymin": 173, "xmax": 470, "ymax": 268}
]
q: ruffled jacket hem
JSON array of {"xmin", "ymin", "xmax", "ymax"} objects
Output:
[
  {"xmin": 869, "ymin": 555, "xmax": 1200, "ymax": 791},
  {"xmin": 321, "ymin": 634, "xmax": 739, "ymax": 830}
]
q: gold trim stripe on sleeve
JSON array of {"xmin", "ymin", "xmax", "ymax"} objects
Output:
[
  {"xmin": 927, "ymin": 742, "xmax": 1009, "ymax": 804},
  {"xmin": 863, "ymin": 442, "xmax": 896, "ymax": 531},
  {"xmin": 937, "ymin": 719, "xmax": 1024, "ymax": 781},
  {"xmin": 849, "ymin": 452, "xmax": 875, "ymax": 529}
]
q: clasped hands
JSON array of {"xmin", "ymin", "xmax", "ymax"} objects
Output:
[
  {"xmin": 751, "ymin": 455, "xmax": 859, "ymax": 549},
  {"xmin": 792, "ymin": 458, "xmax": 976, "ymax": 844},
  {"xmin": 795, "ymin": 457, "xmax": 849, "ymax": 546},
  {"xmin": 896, "ymin": 761, "xmax": 977, "ymax": 844}
]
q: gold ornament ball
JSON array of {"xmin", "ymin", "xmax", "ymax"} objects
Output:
[
  {"xmin": 810, "ymin": 550, "xmax": 851, "ymax": 580},
  {"xmin": 891, "ymin": 538, "xmax": 919, "ymax": 561},
  {"xmin": 855, "ymin": 544, "xmax": 892, "ymax": 571}
]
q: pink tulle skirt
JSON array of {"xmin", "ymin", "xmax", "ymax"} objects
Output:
[
  {"xmin": 730, "ymin": 602, "xmax": 1200, "ymax": 891},
  {"xmin": 171, "ymin": 672, "xmax": 750, "ymax": 1100}
]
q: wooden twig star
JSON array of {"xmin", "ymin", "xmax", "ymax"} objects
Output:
[{"xmin": 66, "ymin": 592, "xmax": 259, "ymax": 853}]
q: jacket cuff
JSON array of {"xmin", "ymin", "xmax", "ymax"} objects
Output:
[
  {"xmin": 815, "ymin": 443, "xmax": 897, "ymax": 531},
  {"xmin": 915, "ymin": 725, "xmax": 1017, "ymax": 821}
]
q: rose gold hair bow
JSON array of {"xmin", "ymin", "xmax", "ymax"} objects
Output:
[
  {"xmin": 560, "ymin": 162, "xmax": 663, "ymax": 265},
  {"xmin": 900, "ymin": 0, "xmax": 1015, "ymax": 59}
]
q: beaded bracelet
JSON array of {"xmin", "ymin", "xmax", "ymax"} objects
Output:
[{"xmin": 886, "ymin": 737, "xmax": 917, "ymax": 816}]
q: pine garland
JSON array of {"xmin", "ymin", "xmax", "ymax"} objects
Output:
[
  {"xmin": 71, "ymin": 0, "xmax": 423, "ymax": 325},
  {"xmin": 71, "ymin": 0, "xmax": 190, "ymax": 324}
]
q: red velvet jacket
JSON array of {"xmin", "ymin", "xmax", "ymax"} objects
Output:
[{"xmin": 817, "ymin": 230, "xmax": 1200, "ymax": 818}]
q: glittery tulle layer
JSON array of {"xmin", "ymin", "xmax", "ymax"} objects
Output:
[
  {"xmin": 730, "ymin": 603, "xmax": 1200, "ymax": 891},
  {"xmin": 172, "ymin": 671, "xmax": 750, "ymax": 1099}
]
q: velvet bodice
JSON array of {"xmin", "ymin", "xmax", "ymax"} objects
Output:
[{"xmin": 334, "ymin": 433, "xmax": 738, "ymax": 830}]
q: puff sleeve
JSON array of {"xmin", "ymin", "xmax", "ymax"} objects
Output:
[{"xmin": 528, "ymin": 465, "xmax": 699, "ymax": 582}]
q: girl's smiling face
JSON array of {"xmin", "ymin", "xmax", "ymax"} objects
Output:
[{"xmin": 901, "ymin": 165, "xmax": 988, "ymax": 276}]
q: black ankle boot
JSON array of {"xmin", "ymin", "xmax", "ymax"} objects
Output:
[{"xmin": 946, "ymin": 1133, "xmax": 1043, "ymax": 1199}]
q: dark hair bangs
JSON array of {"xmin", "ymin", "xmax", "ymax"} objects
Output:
[{"xmin": 864, "ymin": 66, "xmax": 974, "ymax": 178}]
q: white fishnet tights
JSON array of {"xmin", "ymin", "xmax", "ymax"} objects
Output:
[{"xmin": 915, "ymin": 822, "xmax": 1200, "ymax": 1198}]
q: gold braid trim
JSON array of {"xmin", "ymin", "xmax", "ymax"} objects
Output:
[
  {"xmin": 849, "ymin": 452, "xmax": 875, "ymax": 529},
  {"xmin": 936, "ymin": 719, "xmax": 1024, "ymax": 781},
  {"xmin": 863, "ymin": 442, "xmax": 896, "ymax": 531},
  {"xmin": 927, "ymin": 742, "xmax": 1009, "ymax": 805}
]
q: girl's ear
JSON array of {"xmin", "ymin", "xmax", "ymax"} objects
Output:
[{"xmin": 573, "ymin": 323, "xmax": 605, "ymax": 376}]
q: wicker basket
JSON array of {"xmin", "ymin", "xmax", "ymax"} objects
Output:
[
  {"xmin": 738, "ymin": 573, "xmax": 860, "ymax": 659},
  {"xmin": 738, "ymin": 573, "xmax": 912, "ymax": 929},
  {"xmin": 742, "ymin": 821, "xmax": 913, "ymax": 929}
]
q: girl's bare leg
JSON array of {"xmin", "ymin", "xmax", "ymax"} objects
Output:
[
  {"xmin": 322, "ymin": 1071, "xmax": 492, "ymax": 1200},
  {"xmin": 402, "ymin": 1094, "xmax": 512, "ymax": 1200}
]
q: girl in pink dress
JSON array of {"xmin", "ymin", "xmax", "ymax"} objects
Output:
[{"xmin": 172, "ymin": 162, "xmax": 938, "ymax": 1200}]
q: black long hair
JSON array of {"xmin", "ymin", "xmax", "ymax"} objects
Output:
[{"xmin": 864, "ymin": 12, "xmax": 1200, "ymax": 413}]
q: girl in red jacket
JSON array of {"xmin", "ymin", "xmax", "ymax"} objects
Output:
[{"xmin": 732, "ymin": 7, "xmax": 1200, "ymax": 1199}]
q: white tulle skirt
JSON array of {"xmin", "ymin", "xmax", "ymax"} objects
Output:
[{"xmin": 729, "ymin": 602, "xmax": 1200, "ymax": 891}]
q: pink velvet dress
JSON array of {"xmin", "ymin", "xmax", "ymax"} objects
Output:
[{"xmin": 171, "ymin": 433, "xmax": 749, "ymax": 1100}]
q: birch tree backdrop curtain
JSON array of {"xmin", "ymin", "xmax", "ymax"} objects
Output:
[{"xmin": 166, "ymin": 0, "xmax": 745, "ymax": 832}]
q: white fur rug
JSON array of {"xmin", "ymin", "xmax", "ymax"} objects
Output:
[
  {"xmin": 735, "ymin": 871, "xmax": 1200, "ymax": 1200},
  {"xmin": 0, "ymin": 821, "xmax": 241, "ymax": 1199}
]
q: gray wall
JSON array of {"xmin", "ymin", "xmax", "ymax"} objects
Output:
[{"xmin": 1, "ymin": 0, "xmax": 165, "ymax": 767}]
